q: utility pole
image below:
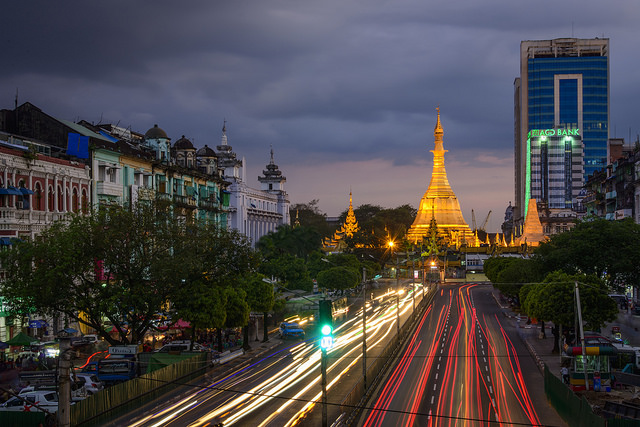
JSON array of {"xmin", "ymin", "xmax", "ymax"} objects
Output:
[
  {"xmin": 362, "ymin": 267, "xmax": 367, "ymax": 390},
  {"xmin": 396, "ymin": 252, "xmax": 400, "ymax": 337},
  {"xmin": 575, "ymin": 281, "xmax": 589, "ymax": 391},
  {"xmin": 58, "ymin": 334, "xmax": 72, "ymax": 427},
  {"xmin": 411, "ymin": 256, "xmax": 415, "ymax": 315}
]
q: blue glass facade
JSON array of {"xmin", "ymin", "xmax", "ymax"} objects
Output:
[{"xmin": 527, "ymin": 56, "xmax": 608, "ymax": 178}]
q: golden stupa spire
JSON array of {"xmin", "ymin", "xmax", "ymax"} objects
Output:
[
  {"xmin": 407, "ymin": 107, "xmax": 474, "ymax": 245},
  {"xmin": 518, "ymin": 199, "xmax": 547, "ymax": 247}
]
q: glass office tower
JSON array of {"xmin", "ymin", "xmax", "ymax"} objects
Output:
[{"xmin": 514, "ymin": 38, "xmax": 609, "ymax": 223}]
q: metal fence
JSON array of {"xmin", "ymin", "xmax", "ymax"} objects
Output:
[
  {"xmin": 72, "ymin": 352, "xmax": 208, "ymax": 426},
  {"xmin": 544, "ymin": 364, "xmax": 640, "ymax": 427}
]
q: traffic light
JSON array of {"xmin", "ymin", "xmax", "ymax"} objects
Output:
[{"xmin": 318, "ymin": 299, "xmax": 333, "ymax": 350}]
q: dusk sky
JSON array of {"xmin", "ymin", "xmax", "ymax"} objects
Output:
[{"xmin": 2, "ymin": 1, "xmax": 639, "ymax": 232}]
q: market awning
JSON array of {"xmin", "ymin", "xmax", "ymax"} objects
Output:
[
  {"xmin": 6, "ymin": 331, "xmax": 38, "ymax": 346},
  {"xmin": 0, "ymin": 237, "xmax": 12, "ymax": 246},
  {"xmin": 0, "ymin": 187, "xmax": 22, "ymax": 196},
  {"xmin": 19, "ymin": 187, "xmax": 34, "ymax": 195}
]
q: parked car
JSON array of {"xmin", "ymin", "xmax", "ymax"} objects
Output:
[
  {"xmin": 0, "ymin": 390, "xmax": 59, "ymax": 412},
  {"xmin": 74, "ymin": 372, "xmax": 104, "ymax": 395},
  {"xmin": 279, "ymin": 322, "xmax": 305, "ymax": 340},
  {"xmin": 155, "ymin": 340, "xmax": 207, "ymax": 353}
]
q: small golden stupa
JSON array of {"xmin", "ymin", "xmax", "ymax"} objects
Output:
[
  {"xmin": 407, "ymin": 108, "xmax": 474, "ymax": 245},
  {"xmin": 324, "ymin": 191, "xmax": 360, "ymax": 251},
  {"xmin": 517, "ymin": 199, "xmax": 547, "ymax": 246}
]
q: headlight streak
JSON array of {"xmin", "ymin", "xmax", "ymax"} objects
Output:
[
  {"xmin": 189, "ymin": 289, "xmax": 421, "ymax": 426},
  {"xmin": 134, "ymin": 289, "xmax": 431, "ymax": 427}
]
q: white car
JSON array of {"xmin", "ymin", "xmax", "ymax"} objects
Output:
[
  {"xmin": 1, "ymin": 390, "xmax": 58, "ymax": 412},
  {"xmin": 74, "ymin": 372, "xmax": 104, "ymax": 395},
  {"xmin": 155, "ymin": 340, "xmax": 207, "ymax": 353}
]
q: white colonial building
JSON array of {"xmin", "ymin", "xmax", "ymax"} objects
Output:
[{"xmin": 216, "ymin": 124, "xmax": 290, "ymax": 246}]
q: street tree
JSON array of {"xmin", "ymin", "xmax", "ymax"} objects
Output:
[
  {"xmin": 169, "ymin": 222, "xmax": 257, "ymax": 350},
  {"xmin": 289, "ymin": 200, "xmax": 332, "ymax": 238},
  {"xmin": 224, "ymin": 287, "xmax": 250, "ymax": 351},
  {"xmin": 243, "ymin": 274, "xmax": 276, "ymax": 343},
  {"xmin": 535, "ymin": 217, "xmax": 640, "ymax": 291},
  {"xmin": 259, "ymin": 253, "xmax": 314, "ymax": 292},
  {"xmin": 317, "ymin": 267, "xmax": 360, "ymax": 291},
  {"xmin": 484, "ymin": 257, "xmax": 542, "ymax": 305},
  {"xmin": 520, "ymin": 271, "xmax": 617, "ymax": 353},
  {"xmin": 0, "ymin": 202, "xmax": 183, "ymax": 345}
]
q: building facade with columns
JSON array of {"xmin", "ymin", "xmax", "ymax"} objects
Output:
[{"xmin": 217, "ymin": 124, "xmax": 290, "ymax": 246}]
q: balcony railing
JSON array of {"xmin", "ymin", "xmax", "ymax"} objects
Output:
[
  {"xmin": 0, "ymin": 208, "xmax": 71, "ymax": 233},
  {"xmin": 174, "ymin": 194, "xmax": 197, "ymax": 208},
  {"xmin": 97, "ymin": 181, "xmax": 122, "ymax": 197}
]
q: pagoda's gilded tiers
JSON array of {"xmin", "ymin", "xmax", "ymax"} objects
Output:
[
  {"xmin": 517, "ymin": 199, "xmax": 547, "ymax": 246},
  {"xmin": 323, "ymin": 191, "xmax": 360, "ymax": 251},
  {"xmin": 407, "ymin": 108, "xmax": 474, "ymax": 246}
]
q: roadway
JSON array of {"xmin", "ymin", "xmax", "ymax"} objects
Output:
[
  {"xmin": 120, "ymin": 280, "xmax": 428, "ymax": 426},
  {"xmin": 361, "ymin": 283, "xmax": 563, "ymax": 427}
]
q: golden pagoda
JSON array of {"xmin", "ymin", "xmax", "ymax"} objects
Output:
[
  {"xmin": 517, "ymin": 199, "xmax": 547, "ymax": 246},
  {"xmin": 323, "ymin": 191, "xmax": 360, "ymax": 251},
  {"xmin": 407, "ymin": 108, "xmax": 474, "ymax": 245}
]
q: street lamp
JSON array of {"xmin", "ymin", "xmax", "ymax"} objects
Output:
[
  {"xmin": 388, "ymin": 240, "xmax": 400, "ymax": 337},
  {"xmin": 361, "ymin": 267, "xmax": 367, "ymax": 391}
]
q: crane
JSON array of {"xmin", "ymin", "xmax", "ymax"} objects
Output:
[{"xmin": 479, "ymin": 210, "xmax": 492, "ymax": 232}]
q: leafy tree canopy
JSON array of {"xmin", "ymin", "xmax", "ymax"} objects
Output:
[
  {"xmin": 289, "ymin": 200, "xmax": 332, "ymax": 238},
  {"xmin": 520, "ymin": 271, "xmax": 618, "ymax": 332},
  {"xmin": 534, "ymin": 218, "xmax": 640, "ymax": 291},
  {"xmin": 257, "ymin": 225, "xmax": 322, "ymax": 260},
  {"xmin": 0, "ymin": 202, "xmax": 256, "ymax": 345},
  {"xmin": 317, "ymin": 266, "xmax": 360, "ymax": 291}
]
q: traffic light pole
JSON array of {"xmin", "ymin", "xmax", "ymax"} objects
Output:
[
  {"xmin": 321, "ymin": 348, "xmax": 328, "ymax": 427},
  {"xmin": 318, "ymin": 299, "xmax": 333, "ymax": 427}
]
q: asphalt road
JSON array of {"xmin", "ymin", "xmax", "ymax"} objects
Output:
[
  {"xmin": 360, "ymin": 283, "xmax": 564, "ymax": 427},
  {"xmin": 120, "ymin": 281, "xmax": 428, "ymax": 426}
]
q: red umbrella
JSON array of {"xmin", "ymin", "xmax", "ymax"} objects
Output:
[{"xmin": 170, "ymin": 319, "xmax": 191, "ymax": 329}]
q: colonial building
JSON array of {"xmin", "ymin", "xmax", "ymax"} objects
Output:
[
  {"xmin": 0, "ymin": 130, "xmax": 91, "ymax": 341},
  {"xmin": 217, "ymin": 124, "xmax": 290, "ymax": 246}
]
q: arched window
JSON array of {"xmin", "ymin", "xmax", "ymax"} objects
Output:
[
  {"xmin": 72, "ymin": 188, "xmax": 79, "ymax": 212},
  {"xmin": 57, "ymin": 185, "xmax": 63, "ymax": 212},
  {"xmin": 81, "ymin": 188, "xmax": 89, "ymax": 213},
  {"xmin": 34, "ymin": 183, "xmax": 43, "ymax": 211},
  {"xmin": 48, "ymin": 185, "xmax": 55, "ymax": 211}
]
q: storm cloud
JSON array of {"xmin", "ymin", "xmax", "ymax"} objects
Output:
[{"xmin": 2, "ymin": 1, "xmax": 638, "ymax": 232}]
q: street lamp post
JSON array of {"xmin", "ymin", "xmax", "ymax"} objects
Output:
[
  {"xmin": 389, "ymin": 241, "xmax": 401, "ymax": 337},
  {"xmin": 411, "ymin": 256, "xmax": 415, "ymax": 316},
  {"xmin": 362, "ymin": 267, "xmax": 367, "ymax": 390}
]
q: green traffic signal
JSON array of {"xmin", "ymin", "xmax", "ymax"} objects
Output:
[
  {"xmin": 319, "ymin": 299, "xmax": 334, "ymax": 349},
  {"xmin": 321, "ymin": 324, "xmax": 332, "ymax": 335}
]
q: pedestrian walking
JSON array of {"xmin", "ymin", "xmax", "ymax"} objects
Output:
[{"xmin": 561, "ymin": 366, "xmax": 569, "ymax": 385}]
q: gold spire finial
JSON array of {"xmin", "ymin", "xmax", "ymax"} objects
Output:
[{"xmin": 434, "ymin": 106, "xmax": 443, "ymax": 137}]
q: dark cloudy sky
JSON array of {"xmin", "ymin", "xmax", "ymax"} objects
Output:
[{"xmin": 2, "ymin": 1, "xmax": 638, "ymax": 232}]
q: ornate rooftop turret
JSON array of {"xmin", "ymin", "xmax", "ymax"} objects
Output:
[
  {"xmin": 407, "ymin": 108, "xmax": 474, "ymax": 245},
  {"xmin": 216, "ymin": 121, "xmax": 242, "ymax": 180},
  {"xmin": 258, "ymin": 145, "xmax": 286, "ymax": 193}
]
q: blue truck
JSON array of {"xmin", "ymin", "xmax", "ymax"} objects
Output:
[{"xmin": 81, "ymin": 358, "xmax": 137, "ymax": 386}]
